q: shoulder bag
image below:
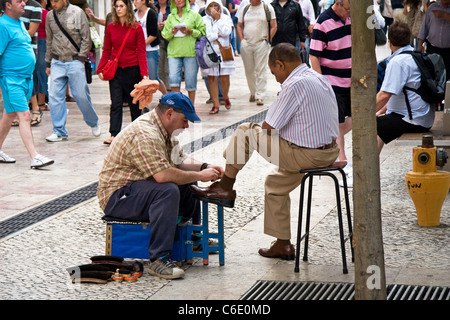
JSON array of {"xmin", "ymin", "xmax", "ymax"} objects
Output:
[
  {"xmin": 216, "ymin": 40, "xmax": 234, "ymax": 61},
  {"xmin": 53, "ymin": 10, "xmax": 93, "ymax": 84},
  {"xmin": 101, "ymin": 27, "xmax": 132, "ymax": 81}
]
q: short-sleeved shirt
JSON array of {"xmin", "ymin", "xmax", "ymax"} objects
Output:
[
  {"xmin": 0, "ymin": 15, "xmax": 35, "ymax": 77},
  {"xmin": 97, "ymin": 109, "xmax": 188, "ymax": 211},
  {"xmin": 238, "ymin": 3, "xmax": 276, "ymax": 45},
  {"xmin": 265, "ymin": 64, "xmax": 339, "ymax": 148},
  {"xmin": 310, "ymin": 7, "xmax": 351, "ymax": 93},
  {"xmin": 381, "ymin": 45, "xmax": 434, "ymax": 128},
  {"xmin": 21, "ymin": 0, "xmax": 42, "ymax": 51}
]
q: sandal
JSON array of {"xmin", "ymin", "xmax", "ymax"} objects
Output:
[
  {"xmin": 103, "ymin": 136, "xmax": 115, "ymax": 145},
  {"xmin": 11, "ymin": 119, "xmax": 19, "ymax": 127},
  {"xmin": 224, "ymin": 98, "xmax": 231, "ymax": 110},
  {"xmin": 66, "ymin": 95, "xmax": 75, "ymax": 102},
  {"xmin": 39, "ymin": 103, "xmax": 49, "ymax": 111},
  {"xmin": 209, "ymin": 106, "xmax": 219, "ymax": 114},
  {"xmin": 31, "ymin": 110, "xmax": 42, "ymax": 127}
]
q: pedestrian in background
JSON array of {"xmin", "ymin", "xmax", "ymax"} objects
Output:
[
  {"xmin": 21, "ymin": 0, "xmax": 43, "ymax": 127},
  {"xmin": 0, "ymin": 0, "xmax": 54, "ymax": 168},
  {"xmin": 310, "ymin": 0, "xmax": 352, "ymax": 186},
  {"xmin": 236, "ymin": 0, "xmax": 277, "ymax": 106},
  {"xmin": 155, "ymin": 0, "xmax": 172, "ymax": 91},
  {"xmin": 97, "ymin": 0, "xmax": 149, "ymax": 145},
  {"xmin": 201, "ymin": 0, "xmax": 235, "ymax": 114},
  {"xmin": 161, "ymin": 0, "xmax": 206, "ymax": 104},
  {"xmin": 45, "ymin": 0, "xmax": 101, "ymax": 142},
  {"xmin": 134, "ymin": 0, "xmax": 168, "ymax": 96},
  {"xmin": 418, "ymin": 0, "xmax": 450, "ymax": 82},
  {"xmin": 36, "ymin": 0, "xmax": 49, "ymax": 112}
]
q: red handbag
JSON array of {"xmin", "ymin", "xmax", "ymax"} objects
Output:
[{"xmin": 101, "ymin": 28, "xmax": 132, "ymax": 81}]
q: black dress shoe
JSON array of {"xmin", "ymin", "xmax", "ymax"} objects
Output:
[{"xmin": 189, "ymin": 181, "xmax": 236, "ymax": 208}]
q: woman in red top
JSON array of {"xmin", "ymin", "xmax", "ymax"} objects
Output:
[{"xmin": 98, "ymin": 0, "xmax": 149, "ymax": 145}]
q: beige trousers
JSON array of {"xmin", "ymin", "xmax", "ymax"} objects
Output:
[
  {"xmin": 240, "ymin": 40, "xmax": 270, "ymax": 100},
  {"xmin": 224, "ymin": 123, "xmax": 339, "ymax": 240}
]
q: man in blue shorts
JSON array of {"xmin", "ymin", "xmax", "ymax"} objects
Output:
[{"xmin": 0, "ymin": 0, "xmax": 54, "ymax": 168}]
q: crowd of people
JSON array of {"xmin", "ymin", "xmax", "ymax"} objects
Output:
[{"xmin": 1, "ymin": 0, "xmax": 449, "ymax": 279}]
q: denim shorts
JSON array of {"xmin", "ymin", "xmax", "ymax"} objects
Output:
[
  {"xmin": 168, "ymin": 56, "xmax": 199, "ymax": 91},
  {"xmin": 146, "ymin": 50, "xmax": 161, "ymax": 82}
]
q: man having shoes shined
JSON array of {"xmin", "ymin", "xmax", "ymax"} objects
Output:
[{"xmin": 190, "ymin": 43, "xmax": 340, "ymax": 260}]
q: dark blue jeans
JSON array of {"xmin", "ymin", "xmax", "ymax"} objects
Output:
[{"xmin": 104, "ymin": 180, "xmax": 200, "ymax": 260}]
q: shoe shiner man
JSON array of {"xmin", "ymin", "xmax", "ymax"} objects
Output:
[
  {"xmin": 0, "ymin": 0, "xmax": 54, "ymax": 169},
  {"xmin": 97, "ymin": 92, "xmax": 223, "ymax": 279},
  {"xmin": 190, "ymin": 43, "xmax": 339, "ymax": 260}
]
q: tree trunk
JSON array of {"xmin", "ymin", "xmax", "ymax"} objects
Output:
[{"xmin": 350, "ymin": 0, "xmax": 387, "ymax": 300}]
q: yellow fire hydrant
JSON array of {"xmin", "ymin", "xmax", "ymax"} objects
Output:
[{"xmin": 405, "ymin": 135, "xmax": 450, "ymax": 226}]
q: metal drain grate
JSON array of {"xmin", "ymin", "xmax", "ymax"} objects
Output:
[
  {"xmin": 387, "ymin": 283, "xmax": 450, "ymax": 300},
  {"xmin": 0, "ymin": 182, "xmax": 99, "ymax": 239},
  {"xmin": 0, "ymin": 110, "xmax": 268, "ymax": 239},
  {"xmin": 240, "ymin": 281, "xmax": 450, "ymax": 300},
  {"xmin": 182, "ymin": 110, "xmax": 267, "ymax": 154}
]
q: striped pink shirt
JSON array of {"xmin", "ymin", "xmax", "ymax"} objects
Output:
[
  {"xmin": 265, "ymin": 64, "xmax": 339, "ymax": 148},
  {"xmin": 310, "ymin": 7, "xmax": 352, "ymax": 92}
]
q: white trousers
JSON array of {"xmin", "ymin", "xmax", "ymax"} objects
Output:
[{"xmin": 240, "ymin": 39, "xmax": 270, "ymax": 100}]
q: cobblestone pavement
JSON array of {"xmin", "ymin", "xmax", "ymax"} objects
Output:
[{"xmin": 0, "ymin": 135, "xmax": 449, "ymax": 300}]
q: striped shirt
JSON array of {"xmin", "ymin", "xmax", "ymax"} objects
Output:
[
  {"xmin": 21, "ymin": 0, "xmax": 42, "ymax": 51},
  {"xmin": 310, "ymin": 7, "xmax": 351, "ymax": 93},
  {"xmin": 265, "ymin": 64, "xmax": 339, "ymax": 148},
  {"xmin": 97, "ymin": 109, "xmax": 187, "ymax": 211}
]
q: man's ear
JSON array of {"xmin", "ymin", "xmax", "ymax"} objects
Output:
[
  {"xmin": 273, "ymin": 59, "xmax": 284, "ymax": 70},
  {"xmin": 165, "ymin": 108, "xmax": 174, "ymax": 120}
]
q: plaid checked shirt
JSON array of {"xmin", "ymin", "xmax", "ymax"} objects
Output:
[{"xmin": 97, "ymin": 109, "xmax": 187, "ymax": 211}]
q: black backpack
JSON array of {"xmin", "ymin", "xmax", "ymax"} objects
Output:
[{"xmin": 401, "ymin": 51, "xmax": 446, "ymax": 120}]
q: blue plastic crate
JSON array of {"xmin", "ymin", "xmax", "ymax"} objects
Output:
[{"xmin": 105, "ymin": 220, "xmax": 187, "ymax": 261}]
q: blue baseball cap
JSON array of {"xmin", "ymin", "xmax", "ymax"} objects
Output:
[{"xmin": 160, "ymin": 92, "xmax": 201, "ymax": 123}]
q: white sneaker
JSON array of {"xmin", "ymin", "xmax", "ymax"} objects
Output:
[
  {"xmin": 343, "ymin": 163, "xmax": 353, "ymax": 175},
  {"xmin": 339, "ymin": 162, "xmax": 353, "ymax": 188},
  {"xmin": 0, "ymin": 150, "xmax": 16, "ymax": 163},
  {"xmin": 46, "ymin": 133, "xmax": 68, "ymax": 142},
  {"xmin": 91, "ymin": 125, "xmax": 101, "ymax": 137},
  {"xmin": 31, "ymin": 154, "xmax": 54, "ymax": 169}
]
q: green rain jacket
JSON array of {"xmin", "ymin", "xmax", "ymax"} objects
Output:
[{"xmin": 161, "ymin": 0, "xmax": 206, "ymax": 58}]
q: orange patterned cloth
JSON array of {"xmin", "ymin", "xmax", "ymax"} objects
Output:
[{"xmin": 130, "ymin": 79, "xmax": 160, "ymax": 109}]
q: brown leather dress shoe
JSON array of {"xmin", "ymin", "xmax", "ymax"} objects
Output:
[
  {"xmin": 258, "ymin": 241, "xmax": 295, "ymax": 260},
  {"xmin": 189, "ymin": 181, "xmax": 236, "ymax": 208}
]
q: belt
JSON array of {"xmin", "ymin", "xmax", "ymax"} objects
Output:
[
  {"xmin": 52, "ymin": 54, "xmax": 84, "ymax": 62},
  {"xmin": 292, "ymin": 140, "xmax": 337, "ymax": 150},
  {"xmin": 316, "ymin": 140, "xmax": 337, "ymax": 150}
]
